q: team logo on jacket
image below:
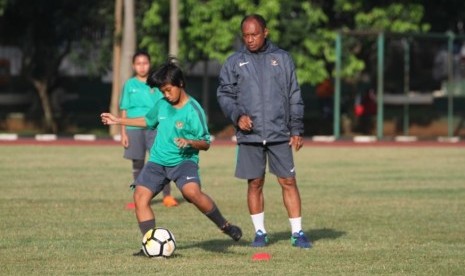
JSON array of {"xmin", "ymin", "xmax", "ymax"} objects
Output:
[
  {"xmin": 175, "ymin": 121, "xmax": 184, "ymax": 129},
  {"xmin": 271, "ymin": 59, "xmax": 279, "ymax": 66}
]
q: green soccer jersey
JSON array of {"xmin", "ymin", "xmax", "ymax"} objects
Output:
[
  {"xmin": 119, "ymin": 77, "xmax": 163, "ymax": 130},
  {"xmin": 144, "ymin": 96, "xmax": 211, "ymax": 166}
]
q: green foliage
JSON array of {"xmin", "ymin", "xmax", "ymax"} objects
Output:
[
  {"xmin": 0, "ymin": 0, "xmax": 6, "ymax": 16},
  {"xmin": 140, "ymin": 0, "xmax": 170, "ymax": 66},
  {"xmin": 140, "ymin": 0, "xmax": 430, "ymax": 86},
  {"xmin": 355, "ymin": 3, "xmax": 430, "ymax": 32},
  {"xmin": 181, "ymin": 0, "xmax": 240, "ymax": 62},
  {"xmin": 333, "ymin": 0, "xmax": 362, "ymax": 13},
  {"xmin": 278, "ymin": 2, "xmax": 333, "ymax": 84},
  {"xmin": 0, "ymin": 0, "xmax": 434, "ymax": 89},
  {"xmin": 329, "ymin": 1, "xmax": 431, "ymax": 83},
  {"xmin": 141, "ymin": 0, "xmax": 283, "ymax": 66}
]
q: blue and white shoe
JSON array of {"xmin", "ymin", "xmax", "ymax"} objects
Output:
[
  {"xmin": 251, "ymin": 230, "xmax": 269, "ymax": 247},
  {"xmin": 291, "ymin": 230, "xmax": 312, "ymax": 248}
]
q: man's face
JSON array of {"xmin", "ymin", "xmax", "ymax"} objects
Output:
[{"xmin": 241, "ymin": 19, "xmax": 268, "ymax": 53}]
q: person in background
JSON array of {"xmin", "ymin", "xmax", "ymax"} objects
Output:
[{"xmin": 120, "ymin": 50, "xmax": 178, "ymax": 208}]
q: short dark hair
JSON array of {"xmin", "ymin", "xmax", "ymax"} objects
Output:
[
  {"xmin": 241, "ymin": 14, "xmax": 267, "ymax": 30},
  {"xmin": 132, "ymin": 50, "xmax": 151, "ymax": 63},
  {"xmin": 146, "ymin": 57, "xmax": 185, "ymax": 89}
]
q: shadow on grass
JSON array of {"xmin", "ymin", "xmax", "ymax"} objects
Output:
[
  {"xmin": 176, "ymin": 239, "xmax": 249, "ymax": 254},
  {"xmin": 268, "ymin": 228, "xmax": 347, "ymax": 246},
  {"xmin": 176, "ymin": 228, "xmax": 346, "ymax": 254}
]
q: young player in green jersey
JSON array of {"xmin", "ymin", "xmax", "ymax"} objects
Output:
[{"xmin": 102, "ymin": 58, "xmax": 242, "ymax": 255}]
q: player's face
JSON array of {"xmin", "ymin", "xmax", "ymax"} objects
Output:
[
  {"xmin": 241, "ymin": 19, "xmax": 268, "ymax": 53},
  {"xmin": 133, "ymin": 55, "xmax": 150, "ymax": 78},
  {"xmin": 159, "ymin": 84, "xmax": 182, "ymax": 105}
]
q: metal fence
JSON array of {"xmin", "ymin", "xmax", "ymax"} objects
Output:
[{"xmin": 334, "ymin": 31, "xmax": 465, "ymax": 139}]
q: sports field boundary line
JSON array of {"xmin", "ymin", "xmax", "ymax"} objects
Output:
[{"xmin": 1, "ymin": 136, "xmax": 464, "ymax": 147}]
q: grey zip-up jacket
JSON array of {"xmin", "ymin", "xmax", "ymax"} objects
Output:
[{"xmin": 217, "ymin": 40, "xmax": 304, "ymax": 144}]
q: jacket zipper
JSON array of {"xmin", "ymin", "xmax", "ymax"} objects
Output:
[{"xmin": 259, "ymin": 53, "xmax": 267, "ymax": 145}]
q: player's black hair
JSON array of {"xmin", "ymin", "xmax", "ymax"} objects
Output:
[
  {"xmin": 240, "ymin": 14, "xmax": 267, "ymax": 30},
  {"xmin": 146, "ymin": 57, "xmax": 185, "ymax": 89},
  {"xmin": 132, "ymin": 50, "xmax": 151, "ymax": 63}
]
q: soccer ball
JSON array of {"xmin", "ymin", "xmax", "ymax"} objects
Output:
[{"xmin": 142, "ymin": 227, "xmax": 176, "ymax": 258}]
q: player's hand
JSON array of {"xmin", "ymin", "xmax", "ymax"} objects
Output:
[
  {"xmin": 289, "ymin": 135, "xmax": 303, "ymax": 152},
  {"xmin": 100, "ymin": 113, "xmax": 119, "ymax": 125},
  {"xmin": 175, "ymin": 138, "xmax": 191, "ymax": 148},
  {"xmin": 121, "ymin": 133, "xmax": 129, "ymax": 148},
  {"xmin": 237, "ymin": 115, "xmax": 253, "ymax": 132}
]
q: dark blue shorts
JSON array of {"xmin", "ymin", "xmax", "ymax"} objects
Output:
[
  {"xmin": 123, "ymin": 129, "xmax": 156, "ymax": 160},
  {"xmin": 134, "ymin": 160, "xmax": 201, "ymax": 195},
  {"xmin": 235, "ymin": 142, "xmax": 296, "ymax": 179}
]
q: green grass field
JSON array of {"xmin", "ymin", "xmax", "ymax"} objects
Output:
[{"xmin": 1, "ymin": 143, "xmax": 464, "ymax": 275}]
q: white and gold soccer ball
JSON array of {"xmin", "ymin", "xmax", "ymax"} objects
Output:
[{"xmin": 142, "ymin": 227, "xmax": 176, "ymax": 258}]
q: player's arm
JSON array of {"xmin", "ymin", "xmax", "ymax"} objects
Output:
[
  {"xmin": 217, "ymin": 58, "xmax": 246, "ymax": 126},
  {"xmin": 120, "ymin": 110, "xmax": 128, "ymax": 134},
  {"xmin": 175, "ymin": 138, "xmax": 210, "ymax": 151},
  {"xmin": 120, "ymin": 110, "xmax": 129, "ymax": 147},
  {"xmin": 101, "ymin": 113, "xmax": 147, "ymax": 127},
  {"xmin": 286, "ymin": 55, "xmax": 304, "ymax": 137}
]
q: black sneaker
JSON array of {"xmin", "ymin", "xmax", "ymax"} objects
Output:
[
  {"xmin": 133, "ymin": 249, "xmax": 146, "ymax": 257},
  {"xmin": 221, "ymin": 223, "xmax": 242, "ymax": 241}
]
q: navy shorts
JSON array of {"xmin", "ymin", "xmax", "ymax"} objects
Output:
[
  {"xmin": 235, "ymin": 142, "xmax": 296, "ymax": 179},
  {"xmin": 123, "ymin": 129, "xmax": 156, "ymax": 160},
  {"xmin": 134, "ymin": 160, "xmax": 201, "ymax": 195}
]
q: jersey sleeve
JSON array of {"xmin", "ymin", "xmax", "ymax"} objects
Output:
[
  {"xmin": 119, "ymin": 80, "xmax": 130, "ymax": 110},
  {"xmin": 144, "ymin": 101, "xmax": 160, "ymax": 130},
  {"xmin": 189, "ymin": 101, "xmax": 211, "ymax": 143}
]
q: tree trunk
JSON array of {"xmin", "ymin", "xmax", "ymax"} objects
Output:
[
  {"xmin": 32, "ymin": 79, "xmax": 57, "ymax": 133},
  {"xmin": 109, "ymin": 0, "xmax": 123, "ymax": 136},
  {"xmin": 169, "ymin": 0, "xmax": 179, "ymax": 57},
  {"xmin": 120, "ymin": 0, "xmax": 136, "ymax": 84}
]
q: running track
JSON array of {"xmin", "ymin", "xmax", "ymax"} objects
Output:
[{"xmin": 1, "ymin": 138, "xmax": 464, "ymax": 147}]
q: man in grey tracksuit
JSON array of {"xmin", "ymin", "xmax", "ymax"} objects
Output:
[{"xmin": 217, "ymin": 14, "xmax": 311, "ymax": 248}]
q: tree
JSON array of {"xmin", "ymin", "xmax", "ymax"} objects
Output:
[
  {"xmin": 140, "ymin": 0, "xmax": 283, "ymax": 117},
  {"xmin": 141, "ymin": 0, "xmax": 433, "ymax": 87},
  {"xmin": 169, "ymin": 0, "xmax": 180, "ymax": 56},
  {"xmin": 120, "ymin": 0, "xmax": 136, "ymax": 86},
  {"xmin": 277, "ymin": 1, "xmax": 335, "ymax": 84},
  {"xmin": 108, "ymin": 0, "xmax": 151, "ymax": 136},
  {"xmin": 109, "ymin": 0, "xmax": 123, "ymax": 136},
  {"xmin": 140, "ymin": 0, "xmax": 170, "ymax": 67},
  {"xmin": 0, "ymin": 0, "xmax": 113, "ymax": 133}
]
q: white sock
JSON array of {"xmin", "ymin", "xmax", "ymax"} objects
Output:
[
  {"xmin": 251, "ymin": 212, "xmax": 266, "ymax": 233},
  {"xmin": 289, "ymin": 217, "xmax": 302, "ymax": 234}
]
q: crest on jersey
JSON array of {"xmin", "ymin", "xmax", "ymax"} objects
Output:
[
  {"xmin": 271, "ymin": 59, "xmax": 279, "ymax": 66},
  {"xmin": 175, "ymin": 121, "xmax": 184, "ymax": 129}
]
